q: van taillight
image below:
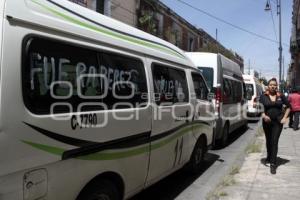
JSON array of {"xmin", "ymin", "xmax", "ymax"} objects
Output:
[
  {"xmin": 253, "ymin": 97, "xmax": 257, "ymax": 108},
  {"xmin": 215, "ymin": 88, "xmax": 222, "ymax": 112}
]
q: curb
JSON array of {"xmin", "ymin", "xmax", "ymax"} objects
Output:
[
  {"xmin": 175, "ymin": 123, "xmax": 259, "ymax": 200},
  {"xmin": 206, "ymin": 125, "xmax": 260, "ymax": 200}
]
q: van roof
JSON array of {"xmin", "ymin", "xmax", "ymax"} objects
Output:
[
  {"xmin": 243, "ymin": 74, "xmax": 258, "ymax": 84},
  {"xmin": 219, "ymin": 54, "xmax": 242, "ymax": 79},
  {"xmin": 5, "ymin": 0, "xmax": 193, "ymax": 67},
  {"xmin": 185, "ymin": 52, "xmax": 218, "ymax": 69},
  {"xmin": 186, "ymin": 52, "xmax": 243, "ymax": 79}
]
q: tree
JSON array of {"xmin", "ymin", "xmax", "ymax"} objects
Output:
[
  {"xmin": 138, "ymin": 11, "xmax": 157, "ymax": 35},
  {"xmin": 259, "ymin": 77, "xmax": 268, "ymax": 86}
]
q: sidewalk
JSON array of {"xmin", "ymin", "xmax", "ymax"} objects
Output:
[{"xmin": 218, "ymin": 125, "xmax": 300, "ymax": 200}]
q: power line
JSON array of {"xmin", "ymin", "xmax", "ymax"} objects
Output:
[{"xmin": 176, "ymin": 0, "xmax": 288, "ymax": 46}]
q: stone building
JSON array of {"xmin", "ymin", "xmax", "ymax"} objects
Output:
[
  {"xmin": 69, "ymin": 0, "xmax": 244, "ymax": 71},
  {"xmin": 290, "ymin": 0, "xmax": 300, "ymax": 88}
]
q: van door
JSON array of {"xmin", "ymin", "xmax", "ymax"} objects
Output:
[
  {"xmin": 223, "ymin": 77, "xmax": 236, "ymax": 125},
  {"xmin": 0, "ymin": 1, "xmax": 3, "ymax": 71},
  {"xmin": 191, "ymin": 72, "xmax": 214, "ymax": 142},
  {"xmin": 236, "ymin": 80, "xmax": 246, "ymax": 125},
  {"xmin": 147, "ymin": 62, "xmax": 192, "ymax": 185}
]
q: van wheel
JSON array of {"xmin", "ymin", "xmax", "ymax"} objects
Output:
[
  {"xmin": 187, "ymin": 138, "xmax": 206, "ymax": 173},
  {"xmin": 220, "ymin": 123, "xmax": 229, "ymax": 147},
  {"xmin": 77, "ymin": 179, "xmax": 120, "ymax": 200}
]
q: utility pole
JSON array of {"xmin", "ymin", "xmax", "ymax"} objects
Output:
[
  {"xmin": 282, "ymin": 56, "xmax": 285, "ymax": 82},
  {"xmin": 216, "ymin": 28, "xmax": 219, "ymax": 53},
  {"xmin": 265, "ymin": 0, "xmax": 282, "ymax": 91},
  {"xmin": 259, "ymin": 70, "xmax": 262, "ymax": 79},
  {"xmin": 248, "ymin": 59, "xmax": 251, "ymax": 75},
  {"xmin": 278, "ymin": 0, "xmax": 283, "ymax": 90}
]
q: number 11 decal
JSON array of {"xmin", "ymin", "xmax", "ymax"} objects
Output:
[{"xmin": 173, "ymin": 137, "xmax": 184, "ymax": 167}]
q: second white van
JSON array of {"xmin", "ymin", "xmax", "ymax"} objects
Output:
[
  {"xmin": 243, "ymin": 75, "xmax": 264, "ymax": 117},
  {"xmin": 186, "ymin": 52, "xmax": 247, "ymax": 147}
]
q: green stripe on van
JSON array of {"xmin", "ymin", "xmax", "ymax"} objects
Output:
[
  {"xmin": 151, "ymin": 125, "xmax": 195, "ymax": 150},
  {"xmin": 30, "ymin": 0, "xmax": 185, "ymax": 59},
  {"xmin": 22, "ymin": 123, "xmax": 204, "ymax": 160},
  {"xmin": 22, "ymin": 140, "xmax": 65, "ymax": 156}
]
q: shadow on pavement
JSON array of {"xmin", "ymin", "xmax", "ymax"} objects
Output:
[
  {"xmin": 213, "ymin": 124, "xmax": 250, "ymax": 150},
  {"xmin": 260, "ymin": 157, "xmax": 290, "ymax": 167},
  {"xmin": 226, "ymin": 125, "xmax": 249, "ymax": 146},
  {"xmin": 130, "ymin": 153, "xmax": 220, "ymax": 200},
  {"xmin": 277, "ymin": 157, "xmax": 290, "ymax": 166}
]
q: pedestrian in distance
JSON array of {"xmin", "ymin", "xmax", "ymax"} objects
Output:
[
  {"xmin": 259, "ymin": 78, "xmax": 290, "ymax": 174},
  {"xmin": 288, "ymin": 86, "xmax": 300, "ymax": 131},
  {"xmin": 288, "ymin": 88, "xmax": 296, "ymax": 128}
]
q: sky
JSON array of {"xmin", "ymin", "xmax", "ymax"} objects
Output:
[{"xmin": 160, "ymin": 0, "xmax": 293, "ymax": 80}]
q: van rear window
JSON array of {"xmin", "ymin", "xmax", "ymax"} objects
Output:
[
  {"xmin": 198, "ymin": 67, "xmax": 213, "ymax": 90},
  {"xmin": 22, "ymin": 37, "xmax": 148, "ymax": 114},
  {"xmin": 245, "ymin": 84, "xmax": 254, "ymax": 100}
]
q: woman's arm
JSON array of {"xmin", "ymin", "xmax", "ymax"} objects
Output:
[
  {"xmin": 280, "ymin": 95, "xmax": 291, "ymax": 124},
  {"xmin": 259, "ymin": 94, "xmax": 271, "ymax": 122},
  {"xmin": 280, "ymin": 108, "xmax": 290, "ymax": 124},
  {"xmin": 262, "ymin": 112, "xmax": 271, "ymax": 122}
]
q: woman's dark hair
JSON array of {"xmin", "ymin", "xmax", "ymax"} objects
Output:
[{"xmin": 268, "ymin": 78, "xmax": 278, "ymax": 85}]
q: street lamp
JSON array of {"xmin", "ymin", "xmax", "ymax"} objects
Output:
[
  {"xmin": 264, "ymin": 0, "xmax": 282, "ymax": 91},
  {"xmin": 265, "ymin": 1, "xmax": 271, "ymax": 11}
]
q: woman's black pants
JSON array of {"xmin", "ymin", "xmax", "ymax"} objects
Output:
[{"xmin": 262, "ymin": 120, "xmax": 283, "ymax": 165}]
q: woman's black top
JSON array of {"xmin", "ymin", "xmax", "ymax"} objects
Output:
[{"xmin": 259, "ymin": 93, "xmax": 290, "ymax": 121}]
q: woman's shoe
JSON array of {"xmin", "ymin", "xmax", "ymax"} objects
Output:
[
  {"xmin": 270, "ymin": 164, "xmax": 276, "ymax": 174},
  {"xmin": 262, "ymin": 157, "xmax": 270, "ymax": 166}
]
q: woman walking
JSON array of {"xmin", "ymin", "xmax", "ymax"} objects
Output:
[{"xmin": 259, "ymin": 78, "xmax": 290, "ymax": 174}]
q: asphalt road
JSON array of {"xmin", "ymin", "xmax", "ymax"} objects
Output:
[{"xmin": 130, "ymin": 121, "xmax": 259, "ymax": 200}]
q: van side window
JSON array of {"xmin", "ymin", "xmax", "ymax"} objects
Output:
[
  {"xmin": 223, "ymin": 79, "xmax": 232, "ymax": 103},
  {"xmin": 223, "ymin": 79, "xmax": 242, "ymax": 103},
  {"xmin": 191, "ymin": 73, "xmax": 208, "ymax": 100},
  {"xmin": 23, "ymin": 37, "xmax": 148, "ymax": 114},
  {"xmin": 232, "ymin": 81, "xmax": 242, "ymax": 102},
  {"xmin": 152, "ymin": 64, "xmax": 189, "ymax": 105}
]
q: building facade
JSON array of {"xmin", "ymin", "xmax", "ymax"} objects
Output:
[
  {"xmin": 69, "ymin": 0, "xmax": 244, "ymax": 71},
  {"xmin": 71, "ymin": 0, "xmax": 139, "ymax": 26},
  {"xmin": 290, "ymin": 0, "xmax": 300, "ymax": 88}
]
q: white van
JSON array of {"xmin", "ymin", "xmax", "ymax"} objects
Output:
[
  {"xmin": 186, "ymin": 52, "xmax": 247, "ymax": 147},
  {"xmin": 0, "ymin": 0, "xmax": 214, "ymax": 199},
  {"xmin": 243, "ymin": 75, "xmax": 264, "ymax": 117}
]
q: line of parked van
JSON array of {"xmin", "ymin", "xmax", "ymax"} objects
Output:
[{"xmin": 0, "ymin": 1, "xmax": 260, "ymax": 199}]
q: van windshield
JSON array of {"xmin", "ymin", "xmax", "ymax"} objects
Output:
[
  {"xmin": 198, "ymin": 67, "xmax": 213, "ymax": 90},
  {"xmin": 245, "ymin": 84, "xmax": 254, "ymax": 100}
]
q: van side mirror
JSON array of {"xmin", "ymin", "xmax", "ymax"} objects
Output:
[{"xmin": 208, "ymin": 92, "xmax": 215, "ymax": 101}]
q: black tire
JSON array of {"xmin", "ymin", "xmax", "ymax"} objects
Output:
[
  {"xmin": 77, "ymin": 179, "xmax": 120, "ymax": 200},
  {"xmin": 241, "ymin": 120, "xmax": 249, "ymax": 129},
  {"xmin": 187, "ymin": 138, "xmax": 206, "ymax": 174},
  {"xmin": 220, "ymin": 123, "xmax": 229, "ymax": 148}
]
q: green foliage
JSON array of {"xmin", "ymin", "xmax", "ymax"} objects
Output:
[
  {"xmin": 229, "ymin": 166, "xmax": 240, "ymax": 175},
  {"xmin": 138, "ymin": 12, "xmax": 157, "ymax": 35},
  {"xmin": 245, "ymin": 143, "xmax": 262, "ymax": 154},
  {"xmin": 259, "ymin": 77, "xmax": 268, "ymax": 85}
]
